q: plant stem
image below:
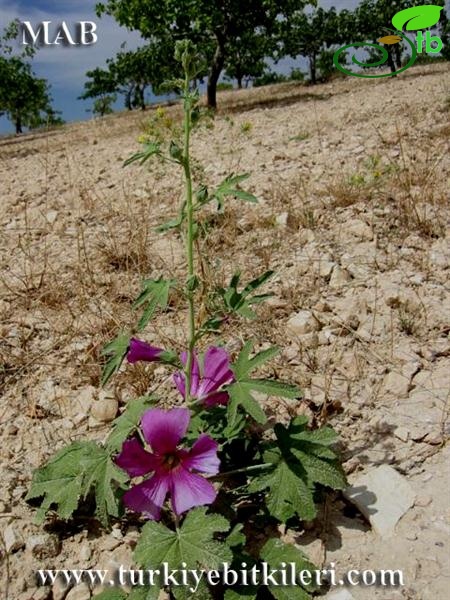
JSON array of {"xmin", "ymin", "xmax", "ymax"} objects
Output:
[
  {"xmin": 183, "ymin": 74, "xmax": 195, "ymax": 403},
  {"xmin": 210, "ymin": 463, "xmax": 273, "ymax": 480}
]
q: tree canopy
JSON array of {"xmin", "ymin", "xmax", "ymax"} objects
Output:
[
  {"xmin": 0, "ymin": 21, "xmax": 61, "ymax": 134},
  {"xmin": 96, "ymin": 0, "xmax": 312, "ymax": 107}
]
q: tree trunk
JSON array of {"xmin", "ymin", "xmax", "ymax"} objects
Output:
[
  {"xmin": 387, "ymin": 48, "xmax": 396, "ymax": 73},
  {"xmin": 15, "ymin": 115, "xmax": 22, "ymax": 134},
  {"xmin": 394, "ymin": 44, "xmax": 402, "ymax": 69},
  {"xmin": 237, "ymin": 76, "xmax": 243, "ymax": 89},
  {"xmin": 207, "ymin": 34, "xmax": 226, "ymax": 109},
  {"xmin": 309, "ymin": 54, "xmax": 317, "ymax": 85},
  {"xmin": 125, "ymin": 89, "xmax": 132, "ymax": 111}
]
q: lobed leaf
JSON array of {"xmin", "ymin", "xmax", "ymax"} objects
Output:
[
  {"xmin": 106, "ymin": 396, "xmax": 156, "ymax": 453},
  {"xmin": 133, "ymin": 277, "xmax": 176, "ymax": 331},
  {"xmin": 26, "ymin": 441, "xmax": 128, "ymax": 527},
  {"xmin": 101, "ymin": 332, "xmax": 131, "ymax": 387},
  {"xmin": 134, "ymin": 507, "xmax": 232, "ymax": 571},
  {"xmin": 260, "ymin": 538, "xmax": 318, "ymax": 600}
]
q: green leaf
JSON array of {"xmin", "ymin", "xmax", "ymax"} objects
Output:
[
  {"xmin": 227, "ymin": 523, "xmax": 246, "ymax": 550},
  {"xmin": 227, "ymin": 381, "xmax": 267, "ymax": 425},
  {"xmin": 212, "ymin": 173, "xmax": 258, "ymax": 210},
  {"xmin": 79, "ymin": 445, "xmax": 129, "ymax": 527},
  {"xmin": 243, "ymin": 379, "xmax": 299, "ymax": 399},
  {"xmin": 169, "ymin": 140, "xmax": 184, "ymax": 163},
  {"xmin": 128, "ymin": 586, "xmax": 161, "ymax": 600},
  {"xmin": 106, "ymin": 396, "xmax": 156, "ymax": 453},
  {"xmin": 249, "ymin": 419, "xmax": 346, "ymax": 523},
  {"xmin": 219, "ymin": 271, "xmax": 274, "ymax": 320},
  {"xmin": 26, "ymin": 442, "xmax": 128, "ymax": 527},
  {"xmin": 133, "ymin": 277, "xmax": 176, "ymax": 331},
  {"xmin": 260, "ymin": 538, "xmax": 318, "ymax": 600},
  {"xmin": 224, "ymin": 589, "xmax": 257, "ymax": 600},
  {"xmin": 392, "ymin": 5, "xmax": 443, "ymax": 31},
  {"xmin": 101, "ymin": 332, "xmax": 131, "ymax": 386},
  {"xmin": 134, "ymin": 508, "xmax": 232, "ymax": 571},
  {"xmin": 249, "ymin": 452, "xmax": 316, "ymax": 522},
  {"xmin": 226, "ymin": 341, "xmax": 300, "ymax": 429},
  {"xmin": 26, "ymin": 442, "xmax": 88, "ymax": 523},
  {"xmin": 123, "ymin": 141, "xmax": 162, "ymax": 167}
]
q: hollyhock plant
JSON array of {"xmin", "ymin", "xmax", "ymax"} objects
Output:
[
  {"xmin": 127, "ymin": 338, "xmax": 165, "ymax": 364},
  {"xmin": 116, "ymin": 407, "xmax": 220, "ymax": 520},
  {"xmin": 173, "ymin": 346, "xmax": 235, "ymax": 407}
]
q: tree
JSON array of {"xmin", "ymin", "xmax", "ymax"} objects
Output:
[
  {"xmin": 279, "ymin": 7, "xmax": 343, "ymax": 84},
  {"xmin": 224, "ymin": 32, "xmax": 269, "ymax": 89},
  {"xmin": 80, "ymin": 39, "xmax": 180, "ymax": 113},
  {"xmin": 96, "ymin": 0, "xmax": 312, "ymax": 109},
  {"xmin": 93, "ymin": 95, "xmax": 117, "ymax": 117},
  {"xmin": 0, "ymin": 21, "xmax": 58, "ymax": 134}
]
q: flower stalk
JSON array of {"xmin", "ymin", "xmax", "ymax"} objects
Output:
[{"xmin": 182, "ymin": 72, "xmax": 196, "ymax": 404}]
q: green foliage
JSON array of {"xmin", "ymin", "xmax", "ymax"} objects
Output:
[
  {"xmin": 0, "ymin": 24, "xmax": 58, "ymax": 134},
  {"xmin": 106, "ymin": 396, "xmax": 157, "ymax": 453},
  {"xmin": 96, "ymin": 0, "xmax": 311, "ymax": 108},
  {"xmin": 260, "ymin": 538, "xmax": 318, "ymax": 599},
  {"xmin": 132, "ymin": 277, "xmax": 176, "ymax": 331},
  {"xmin": 101, "ymin": 332, "xmax": 131, "ymax": 386},
  {"xmin": 26, "ymin": 442, "xmax": 128, "ymax": 527},
  {"xmin": 253, "ymin": 71, "xmax": 288, "ymax": 87},
  {"xmin": 134, "ymin": 507, "xmax": 232, "ymax": 570},
  {"xmin": 249, "ymin": 416, "xmax": 346, "ymax": 521},
  {"xmin": 92, "ymin": 94, "xmax": 117, "ymax": 117},
  {"xmin": 226, "ymin": 341, "xmax": 299, "ymax": 429},
  {"xmin": 218, "ymin": 270, "xmax": 274, "ymax": 319},
  {"xmin": 280, "ymin": 7, "xmax": 344, "ymax": 84}
]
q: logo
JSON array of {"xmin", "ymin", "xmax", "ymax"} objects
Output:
[
  {"xmin": 20, "ymin": 21, "xmax": 98, "ymax": 46},
  {"xmin": 333, "ymin": 4, "xmax": 444, "ymax": 78}
]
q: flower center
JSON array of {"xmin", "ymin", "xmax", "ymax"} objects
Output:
[{"xmin": 162, "ymin": 453, "xmax": 181, "ymax": 470}]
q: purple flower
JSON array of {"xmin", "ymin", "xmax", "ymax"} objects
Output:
[
  {"xmin": 173, "ymin": 347, "xmax": 235, "ymax": 407},
  {"xmin": 127, "ymin": 338, "xmax": 164, "ymax": 364},
  {"xmin": 116, "ymin": 408, "xmax": 219, "ymax": 520}
]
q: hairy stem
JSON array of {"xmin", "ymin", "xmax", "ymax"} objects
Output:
[{"xmin": 183, "ymin": 75, "xmax": 196, "ymax": 403}]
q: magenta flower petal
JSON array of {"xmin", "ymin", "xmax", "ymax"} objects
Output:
[
  {"xmin": 127, "ymin": 338, "xmax": 164, "ymax": 364},
  {"xmin": 183, "ymin": 434, "xmax": 220, "ymax": 475},
  {"xmin": 169, "ymin": 468, "xmax": 217, "ymax": 515},
  {"xmin": 173, "ymin": 371, "xmax": 186, "ymax": 398},
  {"xmin": 141, "ymin": 408, "xmax": 190, "ymax": 454},
  {"xmin": 123, "ymin": 475, "xmax": 169, "ymax": 520},
  {"xmin": 197, "ymin": 347, "xmax": 234, "ymax": 398},
  {"xmin": 115, "ymin": 439, "xmax": 160, "ymax": 477}
]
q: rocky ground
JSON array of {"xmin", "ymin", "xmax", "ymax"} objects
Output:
[{"xmin": 0, "ymin": 63, "xmax": 449, "ymax": 600}]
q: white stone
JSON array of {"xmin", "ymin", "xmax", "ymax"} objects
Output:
[
  {"xmin": 65, "ymin": 583, "xmax": 91, "ymax": 600},
  {"xmin": 326, "ymin": 591, "xmax": 355, "ymax": 600},
  {"xmin": 4, "ymin": 524, "xmax": 24, "ymax": 552},
  {"xmin": 329, "ymin": 265, "xmax": 351, "ymax": 287},
  {"xmin": 346, "ymin": 219, "xmax": 374, "ymax": 241},
  {"xmin": 287, "ymin": 311, "xmax": 320, "ymax": 336},
  {"xmin": 344, "ymin": 465, "xmax": 416, "ymax": 538},
  {"xmin": 380, "ymin": 370, "xmax": 410, "ymax": 398},
  {"xmin": 90, "ymin": 395, "xmax": 118, "ymax": 423},
  {"xmin": 27, "ymin": 534, "xmax": 60, "ymax": 559},
  {"xmin": 394, "ymin": 427, "xmax": 409, "ymax": 442},
  {"xmin": 275, "ymin": 212, "xmax": 288, "ymax": 227}
]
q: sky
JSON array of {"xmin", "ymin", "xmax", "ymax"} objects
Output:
[{"xmin": 0, "ymin": 0, "xmax": 446, "ymax": 133}]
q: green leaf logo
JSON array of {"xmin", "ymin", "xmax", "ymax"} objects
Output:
[{"xmin": 392, "ymin": 5, "xmax": 443, "ymax": 31}]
